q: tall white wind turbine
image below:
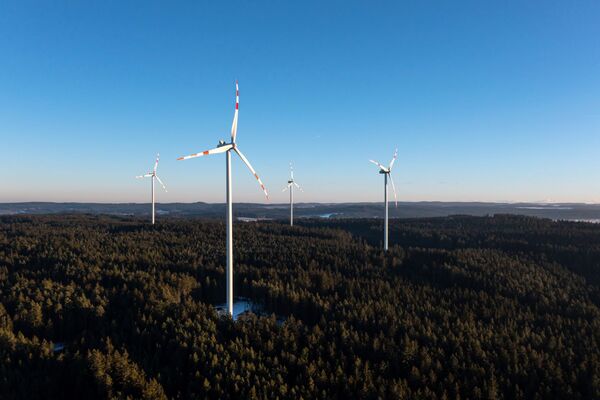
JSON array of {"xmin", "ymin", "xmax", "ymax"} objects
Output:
[
  {"xmin": 177, "ymin": 81, "xmax": 269, "ymax": 317},
  {"xmin": 282, "ymin": 163, "xmax": 303, "ymax": 226},
  {"xmin": 369, "ymin": 149, "xmax": 398, "ymax": 251},
  {"xmin": 136, "ymin": 153, "xmax": 167, "ymax": 225}
]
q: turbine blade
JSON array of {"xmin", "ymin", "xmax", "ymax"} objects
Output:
[
  {"xmin": 389, "ymin": 148, "xmax": 398, "ymax": 170},
  {"xmin": 282, "ymin": 184, "xmax": 290, "ymax": 192},
  {"xmin": 177, "ymin": 144, "xmax": 233, "ymax": 160},
  {"xmin": 231, "ymin": 81, "xmax": 239, "ymax": 143},
  {"xmin": 233, "ymin": 147, "xmax": 269, "ymax": 199},
  {"xmin": 290, "ymin": 162, "xmax": 294, "ymax": 179},
  {"xmin": 369, "ymin": 159, "xmax": 387, "ymax": 172},
  {"xmin": 155, "ymin": 175, "xmax": 167, "ymax": 192},
  {"xmin": 293, "ymin": 182, "xmax": 303, "ymax": 192},
  {"xmin": 389, "ymin": 173, "xmax": 398, "ymax": 207},
  {"xmin": 154, "ymin": 153, "xmax": 160, "ymax": 172},
  {"xmin": 136, "ymin": 173, "xmax": 153, "ymax": 179}
]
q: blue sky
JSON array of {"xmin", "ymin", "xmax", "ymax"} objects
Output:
[{"xmin": 1, "ymin": 1, "xmax": 599, "ymax": 203}]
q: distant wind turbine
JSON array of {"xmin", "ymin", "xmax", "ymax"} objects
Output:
[
  {"xmin": 369, "ymin": 149, "xmax": 398, "ymax": 251},
  {"xmin": 177, "ymin": 81, "xmax": 268, "ymax": 317},
  {"xmin": 136, "ymin": 153, "xmax": 167, "ymax": 225},
  {"xmin": 282, "ymin": 163, "xmax": 303, "ymax": 226}
]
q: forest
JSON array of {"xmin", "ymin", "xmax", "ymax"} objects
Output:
[{"xmin": 0, "ymin": 214, "xmax": 598, "ymax": 399}]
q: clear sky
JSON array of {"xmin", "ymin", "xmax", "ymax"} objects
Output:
[{"xmin": 1, "ymin": 1, "xmax": 599, "ymax": 204}]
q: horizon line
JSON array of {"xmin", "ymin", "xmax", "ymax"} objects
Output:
[{"xmin": 2, "ymin": 200, "xmax": 600, "ymax": 206}]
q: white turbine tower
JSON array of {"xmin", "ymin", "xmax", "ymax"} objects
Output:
[
  {"xmin": 136, "ymin": 153, "xmax": 167, "ymax": 225},
  {"xmin": 369, "ymin": 149, "xmax": 398, "ymax": 251},
  {"xmin": 177, "ymin": 81, "xmax": 268, "ymax": 317},
  {"xmin": 282, "ymin": 163, "xmax": 303, "ymax": 226}
]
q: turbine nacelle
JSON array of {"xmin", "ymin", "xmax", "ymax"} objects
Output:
[
  {"xmin": 369, "ymin": 148, "xmax": 398, "ymax": 206},
  {"xmin": 176, "ymin": 81, "xmax": 269, "ymax": 200},
  {"xmin": 136, "ymin": 153, "xmax": 167, "ymax": 193},
  {"xmin": 283, "ymin": 163, "xmax": 303, "ymax": 193}
]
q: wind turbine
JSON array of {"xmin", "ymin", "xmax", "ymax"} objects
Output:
[
  {"xmin": 136, "ymin": 153, "xmax": 167, "ymax": 225},
  {"xmin": 177, "ymin": 81, "xmax": 268, "ymax": 317},
  {"xmin": 282, "ymin": 163, "xmax": 303, "ymax": 226},
  {"xmin": 369, "ymin": 149, "xmax": 398, "ymax": 251}
]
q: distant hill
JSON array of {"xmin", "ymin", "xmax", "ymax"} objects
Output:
[{"xmin": 1, "ymin": 201, "xmax": 600, "ymax": 222}]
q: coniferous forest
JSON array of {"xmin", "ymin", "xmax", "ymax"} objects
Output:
[{"xmin": 0, "ymin": 214, "xmax": 599, "ymax": 399}]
